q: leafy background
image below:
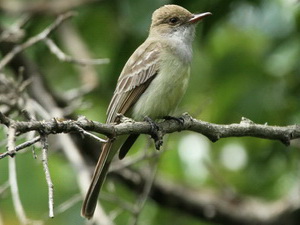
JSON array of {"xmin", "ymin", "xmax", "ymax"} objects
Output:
[{"xmin": 0, "ymin": 0, "xmax": 300, "ymax": 224}]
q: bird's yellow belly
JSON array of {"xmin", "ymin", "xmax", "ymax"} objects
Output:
[{"xmin": 132, "ymin": 60, "xmax": 190, "ymax": 121}]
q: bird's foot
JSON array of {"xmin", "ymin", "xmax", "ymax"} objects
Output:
[
  {"xmin": 116, "ymin": 113, "xmax": 135, "ymax": 124},
  {"xmin": 144, "ymin": 116, "xmax": 163, "ymax": 150}
]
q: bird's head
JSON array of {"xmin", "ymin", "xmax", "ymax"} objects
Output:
[{"xmin": 149, "ymin": 5, "xmax": 211, "ymax": 43}]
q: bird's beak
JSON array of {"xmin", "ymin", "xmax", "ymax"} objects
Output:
[{"xmin": 189, "ymin": 12, "xmax": 212, "ymax": 24}]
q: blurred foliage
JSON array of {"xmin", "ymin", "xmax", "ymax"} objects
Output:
[{"xmin": 1, "ymin": 0, "xmax": 300, "ymax": 224}]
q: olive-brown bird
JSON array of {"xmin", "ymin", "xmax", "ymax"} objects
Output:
[{"xmin": 81, "ymin": 4, "xmax": 211, "ymax": 219}]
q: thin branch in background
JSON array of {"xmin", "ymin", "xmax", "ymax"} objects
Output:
[
  {"xmin": 8, "ymin": 157, "xmax": 28, "ymax": 225},
  {"xmin": 110, "ymin": 151, "xmax": 149, "ymax": 172},
  {"xmin": 27, "ymin": 99, "xmax": 52, "ymax": 120},
  {"xmin": 7, "ymin": 126, "xmax": 16, "ymax": 156},
  {"xmin": 8, "ymin": 155, "xmax": 43, "ymax": 225},
  {"xmin": 0, "ymin": 0, "xmax": 99, "ymax": 15},
  {"xmin": 100, "ymin": 193, "xmax": 135, "ymax": 216},
  {"xmin": 0, "ymin": 11, "xmax": 75, "ymax": 70},
  {"xmin": 54, "ymin": 194, "xmax": 81, "ymax": 215},
  {"xmin": 0, "ymin": 14, "xmax": 30, "ymax": 43},
  {"xmin": 110, "ymin": 143, "xmax": 163, "ymax": 173},
  {"xmin": 58, "ymin": 20, "xmax": 101, "ymax": 91},
  {"xmin": 44, "ymin": 38, "xmax": 110, "ymax": 66},
  {"xmin": 0, "ymin": 181, "xmax": 9, "ymax": 196},
  {"xmin": 0, "ymin": 136, "xmax": 41, "ymax": 159},
  {"xmin": 40, "ymin": 135, "xmax": 54, "ymax": 218}
]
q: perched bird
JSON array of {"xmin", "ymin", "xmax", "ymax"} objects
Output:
[{"xmin": 82, "ymin": 4, "xmax": 211, "ymax": 219}]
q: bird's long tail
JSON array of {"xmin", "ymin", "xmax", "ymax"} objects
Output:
[{"xmin": 81, "ymin": 141, "xmax": 112, "ymax": 219}]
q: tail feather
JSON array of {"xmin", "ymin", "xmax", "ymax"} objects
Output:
[
  {"xmin": 81, "ymin": 141, "xmax": 112, "ymax": 219},
  {"xmin": 81, "ymin": 134, "xmax": 138, "ymax": 219},
  {"xmin": 119, "ymin": 134, "xmax": 139, "ymax": 159}
]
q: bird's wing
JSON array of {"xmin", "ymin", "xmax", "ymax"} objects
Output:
[{"xmin": 106, "ymin": 40, "xmax": 161, "ymax": 123}]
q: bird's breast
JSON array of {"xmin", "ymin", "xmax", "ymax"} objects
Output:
[{"xmin": 131, "ymin": 51, "xmax": 190, "ymax": 120}]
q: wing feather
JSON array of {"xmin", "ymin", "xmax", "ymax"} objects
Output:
[{"xmin": 106, "ymin": 40, "xmax": 160, "ymax": 123}]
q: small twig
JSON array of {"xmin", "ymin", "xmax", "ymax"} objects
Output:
[
  {"xmin": 0, "ymin": 11, "xmax": 75, "ymax": 70},
  {"xmin": 73, "ymin": 123, "xmax": 107, "ymax": 142},
  {"xmin": 0, "ymin": 112, "xmax": 11, "ymax": 127},
  {"xmin": 41, "ymin": 135, "xmax": 54, "ymax": 218},
  {"xmin": 0, "ymin": 136, "xmax": 41, "ymax": 159},
  {"xmin": 16, "ymin": 135, "xmax": 40, "ymax": 150},
  {"xmin": 0, "ymin": 14, "xmax": 30, "ymax": 42},
  {"xmin": 9, "ymin": 157, "xmax": 28, "ymax": 225},
  {"xmin": 7, "ymin": 126, "xmax": 16, "ymax": 156},
  {"xmin": 44, "ymin": 38, "xmax": 110, "ymax": 66}
]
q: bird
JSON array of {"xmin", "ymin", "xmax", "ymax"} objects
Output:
[{"xmin": 81, "ymin": 4, "xmax": 211, "ymax": 219}]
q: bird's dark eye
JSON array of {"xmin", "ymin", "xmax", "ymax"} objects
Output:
[{"xmin": 168, "ymin": 17, "xmax": 180, "ymax": 25}]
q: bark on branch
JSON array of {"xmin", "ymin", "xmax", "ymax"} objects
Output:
[{"xmin": 0, "ymin": 112, "xmax": 299, "ymax": 159}]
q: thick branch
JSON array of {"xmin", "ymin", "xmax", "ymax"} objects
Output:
[{"xmin": 0, "ymin": 113, "xmax": 299, "ymax": 158}]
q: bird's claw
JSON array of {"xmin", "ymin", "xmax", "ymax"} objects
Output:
[{"xmin": 144, "ymin": 116, "xmax": 163, "ymax": 150}]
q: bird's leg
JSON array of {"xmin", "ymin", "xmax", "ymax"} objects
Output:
[
  {"xmin": 144, "ymin": 116, "xmax": 163, "ymax": 150},
  {"xmin": 144, "ymin": 116, "xmax": 159, "ymax": 131}
]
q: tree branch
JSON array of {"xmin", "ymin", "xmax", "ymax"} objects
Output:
[
  {"xmin": 40, "ymin": 135, "xmax": 54, "ymax": 218},
  {"xmin": 8, "ymin": 157, "xmax": 28, "ymax": 225},
  {"xmin": 0, "ymin": 112, "xmax": 299, "ymax": 159}
]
